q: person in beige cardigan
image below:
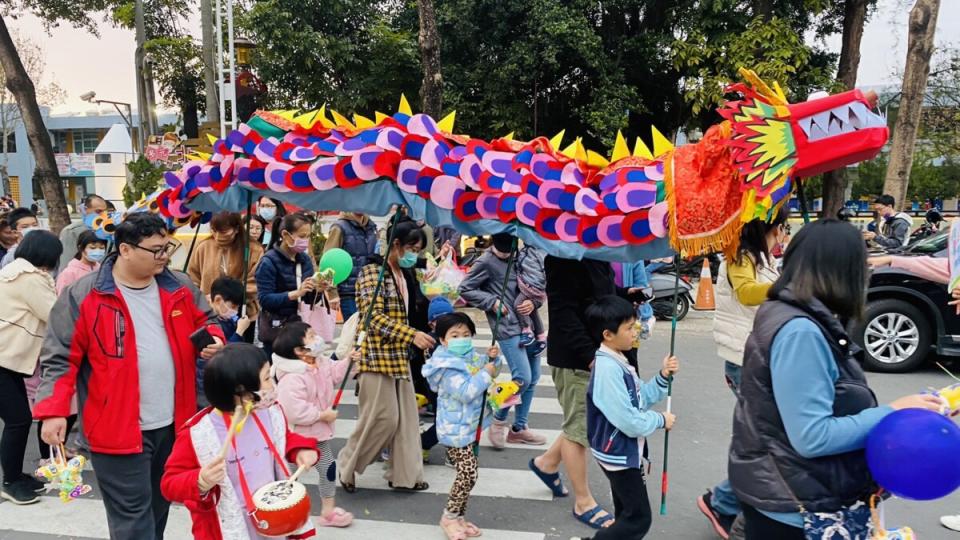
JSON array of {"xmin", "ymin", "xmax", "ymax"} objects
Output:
[
  {"xmin": 0, "ymin": 230, "xmax": 61, "ymax": 505},
  {"xmin": 187, "ymin": 211, "xmax": 264, "ymax": 321}
]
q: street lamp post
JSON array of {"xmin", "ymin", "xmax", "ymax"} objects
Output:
[{"xmin": 80, "ymin": 92, "xmax": 137, "ymax": 152}]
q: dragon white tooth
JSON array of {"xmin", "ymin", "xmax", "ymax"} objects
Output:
[
  {"xmin": 799, "ymin": 117, "xmax": 814, "ymax": 137},
  {"xmin": 828, "ymin": 117, "xmax": 844, "ymax": 136},
  {"xmin": 809, "ymin": 123, "xmax": 829, "ymax": 141},
  {"xmin": 813, "ymin": 111, "xmax": 832, "ymax": 131}
]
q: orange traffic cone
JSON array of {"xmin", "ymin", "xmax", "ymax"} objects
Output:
[{"xmin": 694, "ymin": 258, "xmax": 716, "ymax": 311}]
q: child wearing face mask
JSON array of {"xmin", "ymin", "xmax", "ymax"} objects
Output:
[
  {"xmin": 422, "ymin": 312, "xmax": 503, "ymax": 540},
  {"xmin": 272, "ymin": 322, "xmax": 357, "ymax": 528},
  {"xmin": 209, "ymin": 277, "xmax": 252, "ymax": 343},
  {"xmin": 193, "ymin": 278, "xmax": 252, "ymax": 409},
  {"xmin": 161, "ymin": 343, "xmax": 320, "ymax": 540},
  {"xmin": 55, "ymin": 230, "xmax": 106, "ymax": 294}
]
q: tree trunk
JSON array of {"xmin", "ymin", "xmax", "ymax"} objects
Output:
[
  {"xmin": 417, "ymin": 0, "xmax": 443, "ymax": 118},
  {"xmin": 883, "ymin": 0, "xmax": 941, "ymax": 210},
  {"xmin": 0, "ymin": 18, "xmax": 69, "ymax": 233},
  {"xmin": 200, "ymin": 0, "xmax": 219, "ymax": 123},
  {"xmin": 182, "ymin": 92, "xmax": 199, "ymax": 138},
  {"xmin": 821, "ymin": 0, "xmax": 870, "ymax": 218}
]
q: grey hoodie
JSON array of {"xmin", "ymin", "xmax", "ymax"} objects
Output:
[
  {"xmin": 873, "ymin": 212, "xmax": 913, "ymax": 249},
  {"xmin": 458, "ymin": 250, "xmax": 544, "ymax": 340}
]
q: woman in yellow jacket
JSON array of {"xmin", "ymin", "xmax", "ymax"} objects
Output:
[
  {"xmin": 697, "ymin": 208, "xmax": 789, "ymax": 539},
  {"xmin": 0, "ymin": 230, "xmax": 61, "ymax": 505}
]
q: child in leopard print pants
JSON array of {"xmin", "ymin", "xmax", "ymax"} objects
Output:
[{"xmin": 422, "ymin": 312, "xmax": 504, "ymax": 540}]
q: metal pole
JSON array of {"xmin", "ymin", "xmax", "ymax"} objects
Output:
[
  {"xmin": 239, "ymin": 191, "xmax": 254, "ymax": 315},
  {"xmin": 659, "ymin": 256, "xmax": 680, "ymax": 515},
  {"xmin": 215, "ymin": 0, "xmax": 225, "ymax": 138}
]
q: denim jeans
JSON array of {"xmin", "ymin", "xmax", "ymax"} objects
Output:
[
  {"xmin": 712, "ymin": 361, "xmax": 743, "ymax": 517},
  {"xmin": 493, "ymin": 335, "xmax": 541, "ymax": 430},
  {"xmin": 340, "ymin": 297, "xmax": 358, "ymax": 322}
]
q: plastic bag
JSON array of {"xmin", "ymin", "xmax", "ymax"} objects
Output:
[{"xmin": 420, "ymin": 252, "xmax": 466, "ymax": 301}]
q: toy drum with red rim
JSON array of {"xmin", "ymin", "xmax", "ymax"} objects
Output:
[{"xmin": 250, "ymin": 479, "xmax": 311, "ymax": 537}]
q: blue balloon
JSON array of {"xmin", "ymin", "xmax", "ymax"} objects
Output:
[{"xmin": 866, "ymin": 408, "xmax": 960, "ymax": 500}]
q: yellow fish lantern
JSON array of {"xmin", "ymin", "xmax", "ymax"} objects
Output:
[
  {"xmin": 937, "ymin": 383, "xmax": 960, "ymax": 416},
  {"xmin": 487, "ymin": 381, "xmax": 522, "ymax": 410}
]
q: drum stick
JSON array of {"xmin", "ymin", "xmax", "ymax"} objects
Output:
[
  {"xmin": 287, "ymin": 464, "xmax": 310, "ymax": 485},
  {"xmin": 218, "ymin": 405, "xmax": 246, "ymax": 460}
]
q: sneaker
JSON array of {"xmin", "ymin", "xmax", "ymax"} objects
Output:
[
  {"xmin": 526, "ymin": 340, "xmax": 546, "ymax": 356},
  {"xmin": 942, "ymin": 515, "xmax": 960, "ymax": 532},
  {"xmin": 696, "ymin": 491, "xmax": 734, "ymax": 539},
  {"xmin": 444, "ymin": 454, "xmax": 456, "ymax": 469},
  {"xmin": 488, "ymin": 419, "xmax": 509, "ymax": 449},
  {"xmin": 379, "ymin": 448, "xmax": 391, "ymax": 462},
  {"xmin": 518, "ymin": 332, "xmax": 535, "ymax": 347},
  {"xmin": 506, "ymin": 426, "xmax": 547, "ymax": 446},
  {"xmin": 19, "ymin": 473, "xmax": 46, "ymax": 494},
  {"xmin": 1, "ymin": 481, "xmax": 41, "ymax": 505}
]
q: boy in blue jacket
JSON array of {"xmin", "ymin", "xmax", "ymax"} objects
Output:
[{"xmin": 581, "ymin": 295, "xmax": 679, "ymax": 540}]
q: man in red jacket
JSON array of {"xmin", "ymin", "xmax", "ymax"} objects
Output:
[{"xmin": 34, "ymin": 213, "xmax": 225, "ymax": 540}]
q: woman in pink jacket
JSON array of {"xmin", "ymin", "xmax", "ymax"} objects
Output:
[
  {"xmin": 55, "ymin": 230, "xmax": 106, "ymax": 294},
  {"xmin": 272, "ymin": 321, "xmax": 356, "ymax": 528}
]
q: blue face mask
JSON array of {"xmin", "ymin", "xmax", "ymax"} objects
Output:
[
  {"xmin": 398, "ymin": 250, "xmax": 418, "ymax": 268},
  {"xmin": 446, "ymin": 337, "xmax": 474, "ymax": 357},
  {"xmin": 259, "ymin": 207, "xmax": 277, "ymax": 222},
  {"xmin": 86, "ymin": 248, "xmax": 106, "ymax": 263}
]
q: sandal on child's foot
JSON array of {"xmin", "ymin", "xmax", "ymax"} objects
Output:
[
  {"xmin": 440, "ymin": 516, "xmax": 467, "ymax": 540},
  {"xmin": 317, "ymin": 507, "xmax": 353, "ymax": 527},
  {"xmin": 457, "ymin": 517, "xmax": 482, "ymax": 537}
]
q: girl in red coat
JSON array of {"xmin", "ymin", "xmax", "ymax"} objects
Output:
[{"xmin": 161, "ymin": 343, "xmax": 320, "ymax": 540}]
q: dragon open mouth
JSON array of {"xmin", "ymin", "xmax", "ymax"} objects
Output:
[{"xmin": 797, "ymin": 100, "xmax": 887, "ymax": 142}]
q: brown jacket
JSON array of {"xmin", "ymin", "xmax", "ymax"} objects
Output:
[{"xmin": 186, "ymin": 238, "xmax": 264, "ymax": 315}]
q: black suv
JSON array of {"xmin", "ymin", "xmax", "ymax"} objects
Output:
[{"xmin": 851, "ymin": 227, "xmax": 957, "ymax": 373}]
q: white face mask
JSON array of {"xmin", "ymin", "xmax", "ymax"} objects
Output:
[{"xmin": 305, "ymin": 337, "xmax": 325, "ymax": 355}]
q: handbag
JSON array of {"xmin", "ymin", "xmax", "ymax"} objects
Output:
[
  {"xmin": 296, "ymin": 263, "xmax": 337, "ymax": 343},
  {"xmin": 771, "ymin": 454, "xmax": 877, "ymax": 540},
  {"xmin": 801, "ymin": 499, "xmax": 875, "ymax": 540},
  {"xmin": 256, "ymin": 260, "xmax": 304, "ymax": 343}
]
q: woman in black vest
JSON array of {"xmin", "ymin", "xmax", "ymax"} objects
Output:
[{"xmin": 729, "ymin": 220, "xmax": 941, "ymax": 539}]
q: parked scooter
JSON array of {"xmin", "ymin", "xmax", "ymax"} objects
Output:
[{"xmin": 648, "ymin": 270, "xmax": 694, "ymax": 321}]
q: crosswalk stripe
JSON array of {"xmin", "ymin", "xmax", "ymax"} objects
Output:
[
  {"xmin": 0, "ymin": 498, "xmax": 545, "ymax": 540},
  {"xmin": 333, "ymin": 419, "xmax": 561, "ymax": 451},
  {"xmin": 495, "ymin": 372, "xmax": 554, "ymax": 388},
  {"xmin": 297, "ymin": 460, "xmax": 552, "ymax": 500},
  {"xmin": 338, "ymin": 392, "xmax": 561, "ymax": 415}
]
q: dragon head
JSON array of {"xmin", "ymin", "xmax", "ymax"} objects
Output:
[{"xmin": 720, "ymin": 68, "xmax": 888, "ymax": 211}]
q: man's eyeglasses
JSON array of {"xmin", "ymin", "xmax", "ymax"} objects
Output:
[{"xmin": 127, "ymin": 241, "xmax": 181, "ymax": 260}]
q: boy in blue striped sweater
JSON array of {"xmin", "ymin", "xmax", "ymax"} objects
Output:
[{"xmin": 581, "ymin": 295, "xmax": 679, "ymax": 540}]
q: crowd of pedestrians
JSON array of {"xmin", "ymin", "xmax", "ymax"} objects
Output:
[{"xmin": 0, "ymin": 193, "xmax": 955, "ymax": 540}]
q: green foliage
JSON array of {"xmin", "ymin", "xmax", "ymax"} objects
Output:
[
  {"xmin": 852, "ymin": 150, "xmax": 960, "ymax": 203},
  {"xmin": 235, "ymin": 0, "xmax": 849, "ymax": 152},
  {"xmin": 673, "ymin": 14, "xmax": 836, "ymax": 125},
  {"xmin": 144, "ymin": 36, "xmax": 204, "ymax": 112},
  {"xmin": 124, "ymin": 155, "xmax": 165, "ymax": 207},
  {"xmin": 238, "ymin": 0, "xmax": 420, "ymax": 113}
]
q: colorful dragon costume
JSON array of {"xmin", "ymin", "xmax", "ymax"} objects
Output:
[{"xmin": 154, "ymin": 68, "xmax": 888, "ymax": 261}]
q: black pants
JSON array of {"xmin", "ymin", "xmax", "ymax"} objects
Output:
[
  {"xmin": 590, "ymin": 467, "xmax": 653, "ymax": 540},
  {"xmin": 91, "ymin": 425, "xmax": 175, "ymax": 540},
  {"xmin": 742, "ymin": 503, "xmax": 805, "ymax": 540},
  {"xmin": 37, "ymin": 414, "xmax": 77, "ymax": 459},
  {"xmin": 0, "ymin": 367, "xmax": 32, "ymax": 485}
]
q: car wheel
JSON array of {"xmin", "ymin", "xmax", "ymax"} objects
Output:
[{"xmin": 854, "ymin": 299, "xmax": 931, "ymax": 373}]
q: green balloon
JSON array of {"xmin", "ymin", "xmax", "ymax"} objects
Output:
[{"xmin": 319, "ymin": 248, "xmax": 354, "ymax": 286}]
